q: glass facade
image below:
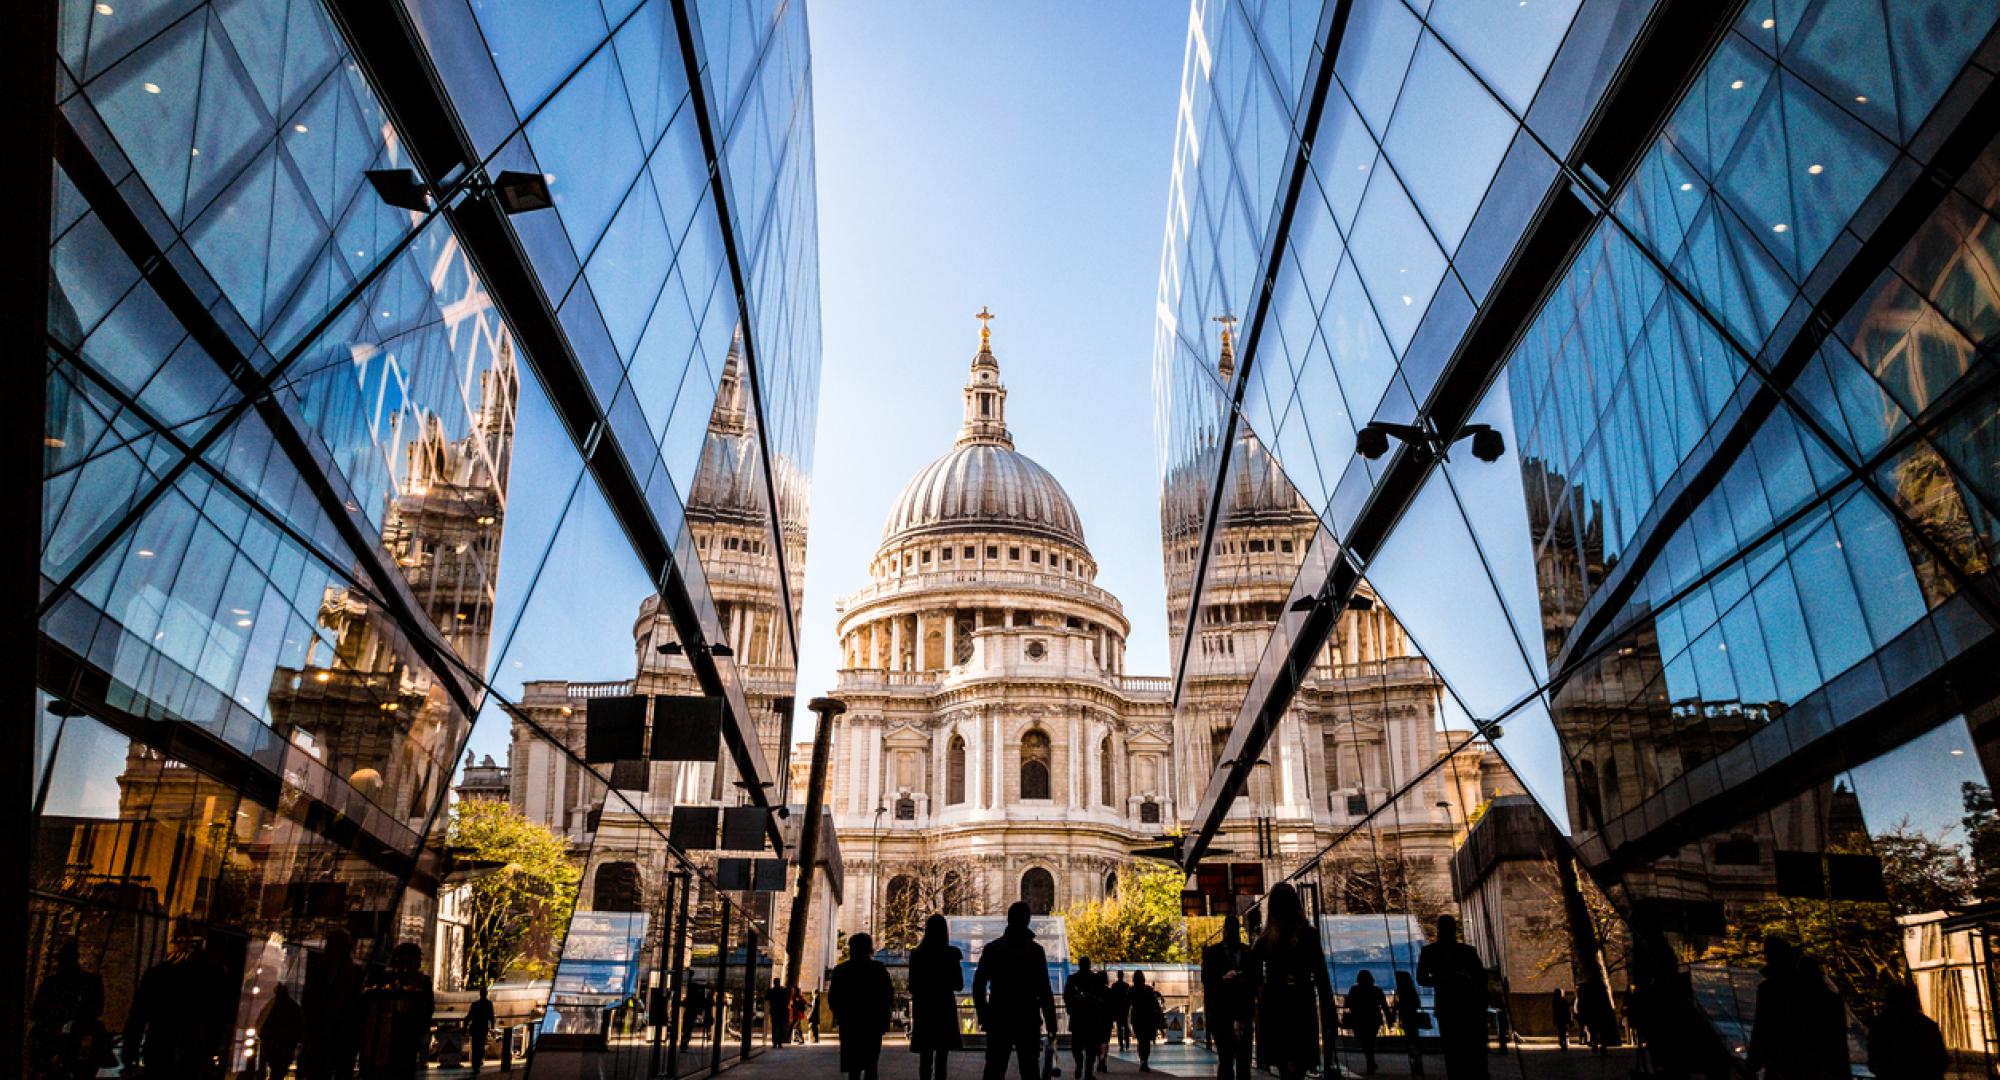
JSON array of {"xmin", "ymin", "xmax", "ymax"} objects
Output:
[
  {"xmin": 29, "ymin": 0, "xmax": 818, "ymax": 1076},
  {"xmin": 1157, "ymin": 0, "xmax": 2000, "ymax": 1069}
]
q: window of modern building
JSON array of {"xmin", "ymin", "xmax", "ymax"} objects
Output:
[
  {"xmin": 1021, "ymin": 867, "xmax": 1055, "ymax": 915},
  {"xmin": 1020, "ymin": 730, "xmax": 1052, "ymax": 799}
]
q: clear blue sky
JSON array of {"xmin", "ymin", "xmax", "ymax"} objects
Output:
[{"xmin": 791, "ymin": 2, "xmax": 1188, "ymax": 725}]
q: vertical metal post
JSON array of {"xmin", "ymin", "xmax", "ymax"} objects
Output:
[
  {"xmin": 666, "ymin": 870, "xmax": 691, "ymax": 1077},
  {"xmin": 739, "ymin": 926, "xmax": 757, "ymax": 1059},
  {"xmin": 652, "ymin": 871, "xmax": 680, "ymax": 1076},
  {"xmin": 712, "ymin": 899, "xmax": 731, "ymax": 1075},
  {"xmin": 785, "ymin": 697, "xmax": 842, "ymax": 1003},
  {"xmin": 3, "ymin": 0, "xmax": 56, "ymax": 1068}
]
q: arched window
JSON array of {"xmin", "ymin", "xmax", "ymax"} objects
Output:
[
  {"xmin": 948, "ymin": 735, "xmax": 967, "ymax": 805},
  {"xmin": 1020, "ymin": 730, "xmax": 1051, "ymax": 800},
  {"xmin": 1104, "ymin": 871, "xmax": 1118, "ymax": 898},
  {"xmin": 593, "ymin": 861, "xmax": 643, "ymax": 913},
  {"xmin": 1099, "ymin": 735, "xmax": 1115, "ymax": 806},
  {"xmin": 1021, "ymin": 867, "xmax": 1055, "ymax": 915},
  {"xmin": 1140, "ymin": 799, "xmax": 1161, "ymax": 825}
]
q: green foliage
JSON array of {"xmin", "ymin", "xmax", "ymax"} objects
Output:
[
  {"xmin": 1062, "ymin": 862, "xmax": 1192, "ymax": 963},
  {"xmin": 449, "ymin": 797, "xmax": 580, "ymax": 987}
]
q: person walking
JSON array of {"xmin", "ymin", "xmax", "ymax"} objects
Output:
[
  {"xmin": 1201, "ymin": 915, "xmax": 1258, "ymax": 1080},
  {"xmin": 767, "ymin": 979, "xmax": 796, "ymax": 1046},
  {"xmin": 972, "ymin": 901, "xmax": 1059, "ymax": 1080},
  {"xmin": 28, "ymin": 937, "xmax": 105, "ymax": 1080},
  {"xmin": 1109, "ymin": 972, "xmax": 1133, "ymax": 1053},
  {"xmin": 123, "ymin": 931, "xmax": 233, "ymax": 1079},
  {"xmin": 811, "ymin": 989, "xmax": 824, "ymax": 1043},
  {"xmin": 1064, "ymin": 958, "xmax": 1111, "ymax": 1080},
  {"xmin": 1345, "ymin": 970, "xmax": 1389, "ymax": 1075},
  {"xmin": 1253, "ymin": 884, "xmax": 1337, "ymax": 1080},
  {"xmin": 1550, "ymin": 988, "xmax": 1572, "ymax": 1052},
  {"xmin": 356, "ymin": 942, "xmax": 435, "ymax": 1080},
  {"xmin": 465, "ymin": 986, "xmax": 495, "ymax": 1074},
  {"xmin": 1417, "ymin": 914, "xmax": 1488, "ymax": 1080},
  {"xmin": 910, "ymin": 915, "xmax": 967, "ymax": 1080},
  {"xmin": 1129, "ymin": 972, "xmax": 1166, "ymax": 1072},
  {"xmin": 1577, "ymin": 975, "xmax": 1615, "ymax": 1054},
  {"xmin": 1394, "ymin": 970, "xmax": 1428, "ymax": 1078},
  {"xmin": 260, "ymin": 983, "xmax": 305, "ymax": 1080},
  {"xmin": 832, "ymin": 933, "xmax": 895, "ymax": 1080},
  {"xmin": 301, "ymin": 929, "xmax": 366, "ymax": 1080},
  {"xmin": 1867, "ymin": 983, "xmax": 1946, "ymax": 1080}
]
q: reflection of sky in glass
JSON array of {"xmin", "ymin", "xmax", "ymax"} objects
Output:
[{"xmin": 1848, "ymin": 716, "xmax": 1984, "ymax": 846}]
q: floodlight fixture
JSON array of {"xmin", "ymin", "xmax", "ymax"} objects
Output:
[
  {"xmin": 486, "ymin": 170, "xmax": 554, "ymax": 213},
  {"xmin": 1355, "ymin": 424, "xmax": 1391, "ymax": 460},
  {"xmin": 1464, "ymin": 424, "xmax": 1506, "ymax": 462},
  {"xmin": 707, "ymin": 642, "xmax": 734, "ymax": 658},
  {"xmin": 1346, "ymin": 594, "xmax": 1375, "ymax": 612},
  {"xmin": 1288, "ymin": 594, "xmax": 1321, "ymax": 613},
  {"xmin": 365, "ymin": 169, "xmax": 432, "ymax": 213}
]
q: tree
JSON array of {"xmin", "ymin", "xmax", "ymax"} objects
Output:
[
  {"xmin": 1962, "ymin": 783, "xmax": 2000, "ymax": 902},
  {"xmin": 1063, "ymin": 862, "xmax": 1192, "ymax": 963},
  {"xmin": 879, "ymin": 848, "xmax": 981, "ymax": 953},
  {"xmin": 1874, "ymin": 820, "xmax": 1970, "ymax": 914},
  {"xmin": 450, "ymin": 797, "xmax": 580, "ymax": 988}
]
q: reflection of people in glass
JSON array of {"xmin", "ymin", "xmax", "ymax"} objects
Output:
[
  {"xmin": 1550, "ymin": 988, "xmax": 1571, "ymax": 1051},
  {"xmin": 260, "ymin": 983, "xmax": 305, "ymax": 1080},
  {"xmin": 465, "ymin": 986, "xmax": 495, "ymax": 1073},
  {"xmin": 831, "ymin": 932, "xmax": 894, "ymax": 1080},
  {"xmin": 1394, "ymin": 970, "xmax": 1427, "ymax": 1077},
  {"xmin": 1748, "ymin": 937, "xmax": 1851, "ymax": 1080},
  {"xmin": 1866, "ymin": 983, "xmax": 1946, "ymax": 1080},
  {"xmin": 29, "ymin": 936, "xmax": 104, "ymax": 1080},
  {"xmin": 1577, "ymin": 974, "xmax": 1615, "ymax": 1052},
  {"xmin": 1344, "ymin": 970, "xmax": 1388, "ymax": 1075},
  {"xmin": 122, "ymin": 930, "xmax": 233, "ymax": 1079},
  {"xmin": 1416, "ymin": 914, "xmax": 1487, "ymax": 1080},
  {"xmin": 302, "ymin": 928, "xmax": 366, "ymax": 1079},
  {"xmin": 680, "ymin": 984, "xmax": 712, "ymax": 1049},
  {"xmin": 357, "ymin": 942, "xmax": 435, "ymax": 1080},
  {"xmin": 1253, "ymin": 884, "xmax": 1337, "ymax": 1080},
  {"xmin": 909, "ymin": 915, "xmax": 965, "ymax": 1080},
  {"xmin": 1201, "ymin": 914, "xmax": 1257, "ymax": 1080}
]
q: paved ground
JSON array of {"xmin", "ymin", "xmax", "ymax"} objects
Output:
[{"xmin": 715, "ymin": 1037, "xmax": 1644, "ymax": 1079}]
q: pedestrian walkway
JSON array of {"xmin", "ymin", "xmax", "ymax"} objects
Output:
[{"xmin": 710, "ymin": 1035, "xmax": 1640, "ymax": 1078}]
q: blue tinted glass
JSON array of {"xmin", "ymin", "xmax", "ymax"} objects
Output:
[
  {"xmin": 1382, "ymin": 33, "xmax": 1516, "ymax": 253},
  {"xmin": 529, "ymin": 47, "xmax": 645, "ymax": 259},
  {"xmin": 1334, "ymin": 0, "xmax": 1421, "ymax": 139},
  {"xmin": 469, "ymin": 0, "xmax": 608, "ymax": 118},
  {"xmin": 1345, "ymin": 170, "xmax": 1445, "ymax": 354},
  {"xmin": 1426, "ymin": 0, "xmax": 1581, "ymax": 115}
]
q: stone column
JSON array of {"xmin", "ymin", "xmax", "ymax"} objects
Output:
[
  {"xmin": 890, "ymin": 616, "xmax": 904, "ymax": 672},
  {"xmin": 944, "ymin": 611, "xmax": 956, "ymax": 667},
  {"xmin": 969, "ymin": 710, "xmax": 985, "ymax": 808},
  {"xmin": 1067, "ymin": 711, "xmax": 1081, "ymax": 807}
]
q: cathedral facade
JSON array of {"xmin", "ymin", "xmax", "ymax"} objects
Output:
[{"xmin": 828, "ymin": 320, "xmax": 1174, "ymax": 949}]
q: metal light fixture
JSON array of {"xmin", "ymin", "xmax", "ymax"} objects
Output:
[
  {"xmin": 1355, "ymin": 420, "xmax": 1506, "ymax": 463},
  {"xmin": 486, "ymin": 170, "xmax": 554, "ymax": 213},
  {"xmin": 656, "ymin": 639, "xmax": 734, "ymax": 658},
  {"xmin": 365, "ymin": 168, "xmax": 432, "ymax": 212}
]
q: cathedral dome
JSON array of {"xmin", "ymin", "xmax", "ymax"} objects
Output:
[
  {"xmin": 879, "ymin": 312, "xmax": 1088, "ymax": 553},
  {"xmin": 882, "ymin": 443, "xmax": 1086, "ymax": 548}
]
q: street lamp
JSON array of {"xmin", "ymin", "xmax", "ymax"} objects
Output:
[{"xmin": 871, "ymin": 804, "xmax": 888, "ymax": 938}]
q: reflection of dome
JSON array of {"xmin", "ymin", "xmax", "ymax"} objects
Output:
[
  {"xmin": 1161, "ymin": 425, "xmax": 1313, "ymax": 538},
  {"xmin": 883, "ymin": 443, "xmax": 1085, "ymax": 549}
]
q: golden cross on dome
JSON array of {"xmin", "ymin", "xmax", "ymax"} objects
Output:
[{"xmin": 975, "ymin": 305, "xmax": 995, "ymax": 348}]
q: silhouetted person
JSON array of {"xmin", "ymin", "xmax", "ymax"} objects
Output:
[
  {"xmin": 357, "ymin": 942, "xmax": 434, "ymax": 1080},
  {"xmin": 123, "ymin": 932, "xmax": 233, "ymax": 1079},
  {"xmin": 1253, "ymin": 884, "xmax": 1337, "ymax": 1080},
  {"xmin": 1795, "ymin": 956, "xmax": 1850, "ymax": 1078},
  {"xmin": 1751, "ymin": 937, "xmax": 1809, "ymax": 1080},
  {"xmin": 1550, "ymin": 989, "xmax": 1572, "ymax": 1051},
  {"xmin": 466, "ymin": 986, "xmax": 495, "ymax": 1073},
  {"xmin": 29, "ymin": 936, "xmax": 105, "ymax": 1080},
  {"xmin": 910, "ymin": 915, "xmax": 966, "ymax": 1080},
  {"xmin": 810, "ymin": 989, "xmax": 824, "ymax": 1043},
  {"xmin": 1064, "ymin": 957, "xmax": 1110, "ymax": 1080},
  {"xmin": 831, "ymin": 932, "xmax": 894, "ymax": 1080},
  {"xmin": 1868, "ymin": 983, "xmax": 1946, "ymax": 1080},
  {"xmin": 681, "ymin": 985, "xmax": 713, "ymax": 1050},
  {"xmin": 1345, "ymin": 970, "xmax": 1388, "ymax": 1075},
  {"xmin": 972, "ymin": 901, "xmax": 1058, "ymax": 1080},
  {"xmin": 260, "ymin": 982, "xmax": 305, "ymax": 1079},
  {"xmin": 768, "ymin": 980, "xmax": 796, "ymax": 1046},
  {"xmin": 1394, "ymin": 970, "xmax": 1427, "ymax": 1078},
  {"xmin": 1109, "ymin": 971, "xmax": 1132, "ymax": 1051},
  {"xmin": 301, "ymin": 929, "xmax": 365, "ymax": 1080},
  {"xmin": 793, "ymin": 989, "xmax": 810, "ymax": 1047},
  {"xmin": 1417, "ymin": 914, "xmax": 1487, "ymax": 1080},
  {"xmin": 1202, "ymin": 915, "xmax": 1258, "ymax": 1080},
  {"xmin": 1577, "ymin": 975, "xmax": 1615, "ymax": 1052},
  {"xmin": 1130, "ymin": 971, "xmax": 1166, "ymax": 1071}
]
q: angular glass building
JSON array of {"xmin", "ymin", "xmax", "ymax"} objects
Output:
[
  {"xmin": 20, "ymin": 0, "xmax": 819, "ymax": 1074},
  {"xmin": 1156, "ymin": 0, "xmax": 2000, "ymax": 1063}
]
